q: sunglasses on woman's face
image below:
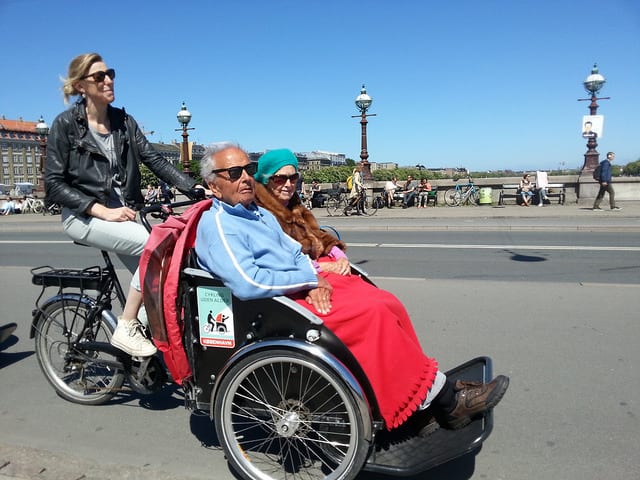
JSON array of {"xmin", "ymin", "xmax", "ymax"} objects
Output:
[
  {"xmin": 270, "ymin": 173, "xmax": 300, "ymax": 185},
  {"xmin": 81, "ymin": 68, "xmax": 116, "ymax": 83},
  {"xmin": 210, "ymin": 163, "xmax": 257, "ymax": 181}
]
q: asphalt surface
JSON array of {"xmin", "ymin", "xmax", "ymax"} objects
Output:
[{"xmin": 1, "ymin": 200, "xmax": 639, "ymax": 480}]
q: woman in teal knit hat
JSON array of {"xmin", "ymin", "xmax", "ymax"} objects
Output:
[{"xmin": 254, "ymin": 149, "xmax": 351, "ymax": 276}]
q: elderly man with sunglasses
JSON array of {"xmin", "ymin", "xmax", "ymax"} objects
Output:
[{"xmin": 195, "ymin": 142, "xmax": 509, "ymax": 435}]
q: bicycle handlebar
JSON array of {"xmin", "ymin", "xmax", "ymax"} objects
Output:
[{"xmin": 139, "ymin": 188, "xmax": 206, "ymax": 232}]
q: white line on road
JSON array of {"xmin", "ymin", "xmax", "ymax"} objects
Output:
[
  {"xmin": 2, "ymin": 240, "xmax": 638, "ymax": 252},
  {"xmin": 0, "ymin": 240, "xmax": 71, "ymax": 244}
]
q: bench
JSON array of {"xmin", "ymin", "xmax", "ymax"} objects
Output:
[
  {"xmin": 498, "ymin": 184, "xmax": 565, "ymax": 206},
  {"xmin": 391, "ymin": 187, "xmax": 438, "ymax": 207}
]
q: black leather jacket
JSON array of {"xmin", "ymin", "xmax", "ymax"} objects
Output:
[{"xmin": 45, "ymin": 100, "xmax": 195, "ymax": 214}]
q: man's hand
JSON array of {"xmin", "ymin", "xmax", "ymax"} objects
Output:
[{"xmin": 306, "ymin": 275, "xmax": 333, "ymax": 314}]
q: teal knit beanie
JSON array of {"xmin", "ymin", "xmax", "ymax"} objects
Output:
[{"xmin": 255, "ymin": 149, "xmax": 299, "ymax": 185}]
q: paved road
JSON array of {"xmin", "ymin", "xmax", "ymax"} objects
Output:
[{"xmin": 1, "ymin": 203, "xmax": 639, "ymax": 480}]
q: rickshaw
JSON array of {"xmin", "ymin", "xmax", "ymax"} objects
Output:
[{"xmin": 30, "ymin": 197, "xmax": 498, "ymax": 480}]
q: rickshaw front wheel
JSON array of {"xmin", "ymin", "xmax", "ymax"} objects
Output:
[{"xmin": 214, "ymin": 349, "xmax": 369, "ymax": 480}]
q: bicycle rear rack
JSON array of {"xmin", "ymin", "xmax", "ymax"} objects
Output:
[{"xmin": 31, "ymin": 266, "xmax": 110, "ymax": 291}]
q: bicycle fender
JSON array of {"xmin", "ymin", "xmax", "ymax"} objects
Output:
[{"xmin": 30, "ymin": 293, "xmax": 99, "ymax": 339}]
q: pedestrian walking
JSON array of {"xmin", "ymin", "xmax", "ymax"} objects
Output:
[{"xmin": 593, "ymin": 152, "xmax": 622, "ymax": 211}]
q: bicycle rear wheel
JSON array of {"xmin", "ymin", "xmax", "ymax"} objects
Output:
[
  {"xmin": 34, "ymin": 299, "xmax": 124, "ymax": 405},
  {"xmin": 444, "ymin": 188, "xmax": 461, "ymax": 206},
  {"xmin": 32, "ymin": 200, "xmax": 45, "ymax": 214}
]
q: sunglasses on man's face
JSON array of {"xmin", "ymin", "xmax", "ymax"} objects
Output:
[
  {"xmin": 210, "ymin": 163, "xmax": 257, "ymax": 181},
  {"xmin": 270, "ymin": 173, "xmax": 300, "ymax": 186},
  {"xmin": 81, "ymin": 68, "xmax": 116, "ymax": 83}
]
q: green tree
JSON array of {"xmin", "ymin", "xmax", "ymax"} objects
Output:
[
  {"xmin": 622, "ymin": 159, "xmax": 640, "ymax": 176},
  {"xmin": 139, "ymin": 161, "xmax": 203, "ymax": 191}
]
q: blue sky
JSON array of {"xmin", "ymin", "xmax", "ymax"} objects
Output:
[{"xmin": 1, "ymin": 0, "xmax": 638, "ymax": 171}]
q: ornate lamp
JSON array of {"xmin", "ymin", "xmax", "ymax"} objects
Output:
[
  {"xmin": 578, "ymin": 64, "xmax": 609, "ymax": 172},
  {"xmin": 353, "ymin": 85, "xmax": 376, "ymax": 180},
  {"xmin": 35, "ymin": 116, "xmax": 49, "ymax": 192},
  {"xmin": 583, "ymin": 64, "xmax": 606, "ymax": 99},
  {"xmin": 176, "ymin": 101, "xmax": 194, "ymax": 175}
]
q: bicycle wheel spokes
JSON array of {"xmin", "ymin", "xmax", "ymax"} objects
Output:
[
  {"xmin": 444, "ymin": 188, "xmax": 461, "ymax": 206},
  {"xmin": 326, "ymin": 198, "xmax": 346, "ymax": 217},
  {"xmin": 215, "ymin": 351, "xmax": 367, "ymax": 480},
  {"xmin": 35, "ymin": 300, "xmax": 124, "ymax": 405}
]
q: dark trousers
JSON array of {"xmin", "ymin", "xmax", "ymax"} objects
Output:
[
  {"xmin": 593, "ymin": 183, "xmax": 616, "ymax": 209},
  {"xmin": 403, "ymin": 192, "xmax": 417, "ymax": 207}
]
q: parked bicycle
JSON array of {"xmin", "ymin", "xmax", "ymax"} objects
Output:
[
  {"xmin": 326, "ymin": 187, "xmax": 378, "ymax": 216},
  {"xmin": 444, "ymin": 177, "xmax": 479, "ymax": 207},
  {"xmin": 21, "ymin": 195, "xmax": 45, "ymax": 214}
]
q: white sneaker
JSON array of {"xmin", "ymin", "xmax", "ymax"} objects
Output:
[
  {"xmin": 537, "ymin": 203, "xmax": 543, "ymax": 207},
  {"xmin": 111, "ymin": 318, "xmax": 157, "ymax": 356}
]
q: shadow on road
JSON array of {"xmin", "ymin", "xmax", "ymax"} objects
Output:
[{"xmin": 504, "ymin": 249, "xmax": 547, "ymax": 262}]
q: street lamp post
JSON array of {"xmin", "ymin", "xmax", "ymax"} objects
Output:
[
  {"xmin": 578, "ymin": 64, "xmax": 609, "ymax": 172},
  {"xmin": 35, "ymin": 116, "xmax": 49, "ymax": 193},
  {"xmin": 352, "ymin": 85, "xmax": 376, "ymax": 181},
  {"xmin": 175, "ymin": 102, "xmax": 194, "ymax": 176}
]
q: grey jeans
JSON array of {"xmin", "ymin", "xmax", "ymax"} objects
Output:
[
  {"xmin": 593, "ymin": 183, "xmax": 616, "ymax": 209},
  {"xmin": 61, "ymin": 208, "xmax": 149, "ymax": 290}
]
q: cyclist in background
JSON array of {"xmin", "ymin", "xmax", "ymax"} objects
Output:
[{"xmin": 347, "ymin": 164, "xmax": 364, "ymax": 214}]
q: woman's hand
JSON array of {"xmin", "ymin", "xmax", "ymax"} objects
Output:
[
  {"xmin": 87, "ymin": 203, "xmax": 137, "ymax": 222},
  {"xmin": 318, "ymin": 258, "xmax": 351, "ymax": 276},
  {"xmin": 306, "ymin": 275, "xmax": 333, "ymax": 314}
]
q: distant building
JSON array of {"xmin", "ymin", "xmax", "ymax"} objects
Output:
[
  {"xmin": 0, "ymin": 117, "xmax": 42, "ymax": 191},
  {"xmin": 150, "ymin": 141, "xmax": 205, "ymax": 169},
  {"xmin": 151, "ymin": 142, "xmax": 181, "ymax": 166},
  {"xmin": 373, "ymin": 162, "xmax": 398, "ymax": 171},
  {"xmin": 248, "ymin": 149, "xmax": 347, "ymax": 172},
  {"xmin": 308, "ymin": 150, "xmax": 347, "ymax": 166},
  {"xmin": 427, "ymin": 167, "xmax": 468, "ymax": 177}
]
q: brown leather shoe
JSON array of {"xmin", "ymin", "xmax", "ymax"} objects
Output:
[{"xmin": 442, "ymin": 375, "xmax": 509, "ymax": 429}]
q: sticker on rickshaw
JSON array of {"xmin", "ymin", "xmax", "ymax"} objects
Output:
[{"xmin": 196, "ymin": 286, "xmax": 235, "ymax": 348}]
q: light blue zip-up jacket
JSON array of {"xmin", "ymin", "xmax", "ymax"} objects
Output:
[{"xmin": 195, "ymin": 198, "xmax": 318, "ymax": 300}]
